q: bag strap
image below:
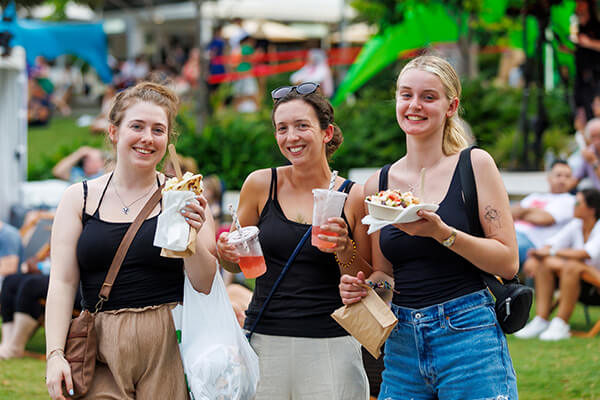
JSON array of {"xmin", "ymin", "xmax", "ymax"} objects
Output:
[
  {"xmin": 457, "ymin": 147, "xmax": 517, "ymax": 288},
  {"xmin": 95, "ymin": 182, "xmax": 164, "ymax": 312},
  {"xmin": 246, "ymin": 179, "xmax": 352, "ymax": 340},
  {"xmin": 458, "ymin": 147, "xmax": 484, "ymax": 237}
]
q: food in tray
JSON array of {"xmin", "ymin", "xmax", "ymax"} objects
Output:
[
  {"xmin": 365, "ymin": 190, "xmax": 424, "ymax": 221},
  {"xmin": 366, "ymin": 189, "xmax": 421, "ymax": 208},
  {"xmin": 163, "ymin": 171, "xmax": 204, "ymax": 195}
]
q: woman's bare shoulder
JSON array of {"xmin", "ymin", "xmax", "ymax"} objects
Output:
[
  {"xmin": 470, "ymin": 148, "xmax": 497, "ymax": 170},
  {"xmin": 243, "ymin": 168, "xmax": 273, "ymax": 192}
]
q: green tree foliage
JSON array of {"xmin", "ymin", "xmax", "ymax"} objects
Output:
[{"xmin": 350, "ymin": 0, "xmax": 519, "ymax": 77}]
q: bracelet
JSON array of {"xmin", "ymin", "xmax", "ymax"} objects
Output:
[
  {"xmin": 365, "ymin": 279, "xmax": 401, "ymax": 295},
  {"xmin": 334, "ymin": 238, "xmax": 356, "ymax": 269},
  {"xmin": 441, "ymin": 228, "xmax": 457, "ymax": 248},
  {"xmin": 46, "ymin": 348, "xmax": 65, "ymax": 361}
]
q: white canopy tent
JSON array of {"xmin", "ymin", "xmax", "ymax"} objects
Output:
[
  {"xmin": 101, "ymin": 0, "xmax": 356, "ymax": 58},
  {"xmin": 222, "ymin": 19, "xmax": 308, "ymax": 42},
  {"xmin": 0, "ymin": 46, "xmax": 27, "ymax": 224}
]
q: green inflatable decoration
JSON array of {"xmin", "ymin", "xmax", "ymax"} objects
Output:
[{"xmin": 333, "ymin": 0, "xmax": 575, "ymax": 105}]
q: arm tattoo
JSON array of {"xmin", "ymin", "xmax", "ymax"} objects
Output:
[{"xmin": 484, "ymin": 205, "xmax": 501, "ymax": 231}]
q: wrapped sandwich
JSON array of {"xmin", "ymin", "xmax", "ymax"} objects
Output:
[
  {"xmin": 154, "ymin": 172, "xmax": 204, "ymax": 258},
  {"xmin": 164, "ymin": 171, "xmax": 204, "ymax": 195}
]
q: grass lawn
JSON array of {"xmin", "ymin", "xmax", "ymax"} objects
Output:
[
  {"xmin": 0, "ymin": 304, "xmax": 598, "ymax": 399},
  {"xmin": 28, "ymin": 116, "xmax": 106, "ymax": 181},
  {"xmin": 0, "ymin": 328, "xmax": 47, "ymax": 399}
]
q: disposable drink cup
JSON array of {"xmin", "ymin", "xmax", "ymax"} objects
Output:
[
  {"xmin": 227, "ymin": 226, "xmax": 267, "ymax": 279},
  {"xmin": 311, "ymin": 189, "xmax": 348, "ymax": 249}
]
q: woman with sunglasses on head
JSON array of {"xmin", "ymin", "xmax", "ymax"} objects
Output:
[
  {"xmin": 217, "ymin": 82, "xmax": 371, "ymax": 400},
  {"xmin": 44, "ymin": 81, "xmax": 217, "ymax": 400},
  {"xmin": 516, "ymin": 188, "xmax": 600, "ymax": 340},
  {"xmin": 339, "ymin": 55, "xmax": 519, "ymax": 399}
]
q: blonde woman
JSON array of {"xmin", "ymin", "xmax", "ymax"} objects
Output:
[{"xmin": 339, "ymin": 55, "xmax": 519, "ymax": 399}]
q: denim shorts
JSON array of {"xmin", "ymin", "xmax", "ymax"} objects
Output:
[{"xmin": 379, "ymin": 289, "xmax": 518, "ymax": 400}]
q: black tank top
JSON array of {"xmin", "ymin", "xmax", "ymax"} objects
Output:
[
  {"xmin": 244, "ymin": 168, "xmax": 354, "ymax": 338},
  {"xmin": 76, "ymin": 174, "xmax": 184, "ymax": 311},
  {"xmin": 378, "ymin": 162, "xmax": 485, "ymax": 309}
]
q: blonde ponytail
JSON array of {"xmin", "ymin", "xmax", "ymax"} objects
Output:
[{"xmin": 442, "ymin": 114, "xmax": 470, "ymax": 155}]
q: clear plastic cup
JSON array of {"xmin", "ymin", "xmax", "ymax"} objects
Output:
[
  {"xmin": 227, "ymin": 226, "xmax": 267, "ymax": 278},
  {"xmin": 311, "ymin": 189, "xmax": 348, "ymax": 249}
]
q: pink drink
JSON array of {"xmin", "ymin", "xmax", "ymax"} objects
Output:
[
  {"xmin": 311, "ymin": 226, "xmax": 339, "ymax": 249},
  {"xmin": 238, "ymin": 255, "xmax": 267, "ymax": 279}
]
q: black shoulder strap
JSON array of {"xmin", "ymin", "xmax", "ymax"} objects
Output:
[
  {"xmin": 378, "ymin": 164, "xmax": 392, "ymax": 191},
  {"xmin": 458, "ymin": 146, "xmax": 484, "ymax": 237},
  {"xmin": 268, "ymin": 168, "xmax": 277, "ymax": 200},
  {"xmin": 458, "ymin": 146, "xmax": 518, "ymax": 285},
  {"xmin": 82, "ymin": 180, "xmax": 88, "ymax": 216}
]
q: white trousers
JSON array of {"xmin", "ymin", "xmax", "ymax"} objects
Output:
[{"xmin": 250, "ymin": 333, "xmax": 369, "ymax": 400}]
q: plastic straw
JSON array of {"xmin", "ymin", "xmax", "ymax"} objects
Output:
[
  {"xmin": 328, "ymin": 170, "xmax": 338, "ymax": 191},
  {"xmin": 418, "ymin": 167, "xmax": 426, "ymax": 202},
  {"xmin": 228, "ymin": 204, "xmax": 249, "ymax": 250}
]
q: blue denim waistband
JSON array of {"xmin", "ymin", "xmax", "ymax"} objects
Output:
[{"xmin": 390, "ymin": 289, "xmax": 494, "ymax": 323}]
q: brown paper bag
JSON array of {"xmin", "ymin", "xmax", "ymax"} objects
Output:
[
  {"xmin": 331, "ymin": 285, "xmax": 397, "ymax": 358},
  {"xmin": 160, "ymin": 227, "xmax": 197, "ymax": 258}
]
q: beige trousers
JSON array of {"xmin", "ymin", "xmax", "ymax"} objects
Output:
[
  {"xmin": 81, "ymin": 303, "xmax": 189, "ymax": 400},
  {"xmin": 250, "ymin": 333, "xmax": 369, "ymax": 400}
]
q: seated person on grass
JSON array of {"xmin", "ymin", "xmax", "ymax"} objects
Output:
[
  {"xmin": 512, "ymin": 160, "xmax": 575, "ymax": 269},
  {"xmin": 0, "ymin": 221, "xmax": 23, "ymax": 288},
  {"xmin": 516, "ymin": 188, "xmax": 600, "ymax": 340},
  {"xmin": 52, "ymin": 146, "xmax": 105, "ymax": 183},
  {"xmin": 0, "ymin": 250, "xmax": 82, "ymax": 359}
]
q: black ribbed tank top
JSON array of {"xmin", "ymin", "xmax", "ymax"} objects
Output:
[
  {"xmin": 76, "ymin": 174, "xmax": 184, "ymax": 311},
  {"xmin": 378, "ymin": 162, "xmax": 485, "ymax": 309},
  {"xmin": 243, "ymin": 168, "xmax": 353, "ymax": 337}
]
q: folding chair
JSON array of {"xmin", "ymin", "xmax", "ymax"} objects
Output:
[
  {"xmin": 21, "ymin": 217, "xmax": 52, "ymax": 263},
  {"xmin": 572, "ymin": 270, "xmax": 600, "ymax": 338}
]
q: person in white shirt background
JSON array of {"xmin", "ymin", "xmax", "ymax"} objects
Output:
[
  {"xmin": 290, "ymin": 49, "xmax": 334, "ymax": 98},
  {"xmin": 515, "ymin": 188, "xmax": 600, "ymax": 340},
  {"xmin": 511, "ymin": 159, "xmax": 576, "ymax": 270}
]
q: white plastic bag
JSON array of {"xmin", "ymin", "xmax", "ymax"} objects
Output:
[{"xmin": 171, "ymin": 265, "xmax": 260, "ymax": 400}]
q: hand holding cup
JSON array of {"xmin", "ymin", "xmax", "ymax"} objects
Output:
[{"xmin": 315, "ymin": 217, "xmax": 350, "ymax": 253}]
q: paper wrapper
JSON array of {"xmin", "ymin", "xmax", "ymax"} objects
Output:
[
  {"xmin": 362, "ymin": 203, "xmax": 439, "ymax": 235},
  {"xmin": 161, "ymin": 227, "xmax": 196, "ymax": 258},
  {"xmin": 154, "ymin": 190, "xmax": 197, "ymax": 257},
  {"xmin": 331, "ymin": 286, "xmax": 398, "ymax": 358}
]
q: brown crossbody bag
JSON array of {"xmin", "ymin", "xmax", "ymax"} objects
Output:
[{"xmin": 64, "ymin": 183, "xmax": 164, "ymax": 398}]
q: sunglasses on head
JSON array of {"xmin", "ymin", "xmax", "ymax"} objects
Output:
[{"xmin": 271, "ymin": 82, "xmax": 320, "ymax": 100}]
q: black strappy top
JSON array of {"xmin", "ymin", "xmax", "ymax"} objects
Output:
[
  {"xmin": 378, "ymin": 162, "xmax": 485, "ymax": 309},
  {"xmin": 76, "ymin": 174, "xmax": 184, "ymax": 311},
  {"xmin": 243, "ymin": 168, "xmax": 354, "ymax": 338}
]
